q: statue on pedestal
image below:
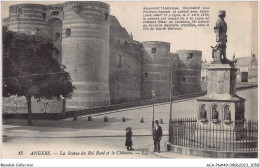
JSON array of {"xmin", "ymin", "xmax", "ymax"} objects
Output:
[
  {"xmin": 224, "ymin": 106, "xmax": 231, "ymax": 120},
  {"xmin": 200, "ymin": 105, "xmax": 207, "ymax": 119},
  {"xmin": 212, "ymin": 105, "xmax": 219, "ymax": 122},
  {"xmin": 211, "ymin": 10, "xmax": 232, "ymax": 64}
]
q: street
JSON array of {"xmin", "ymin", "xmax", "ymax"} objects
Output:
[{"xmin": 2, "ymin": 88, "xmax": 258, "ymax": 158}]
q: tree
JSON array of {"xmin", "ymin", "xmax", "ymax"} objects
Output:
[{"xmin": 2, "ymin": 26, "xmax": 74, "ymax": 125}]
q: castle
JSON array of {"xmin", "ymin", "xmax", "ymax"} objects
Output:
[{"xmin": 3, "ymin": 1, "xmax": 202, "ymax": 111}]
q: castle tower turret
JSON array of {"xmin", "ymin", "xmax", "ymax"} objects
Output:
[
  {"xmin": 176, "ymin": 50, "xmax": 202, "ymax": 94},
  {"xmin": 6, "ymin": 4, "xmax": 48, "ymax": 35},
  {"xmin": 62, "ymin": 1, "xmax": 110, "ymax": 110},
  {"xmin": 141, "ymin": 41, "xmax": 173, "ymax": 98}
]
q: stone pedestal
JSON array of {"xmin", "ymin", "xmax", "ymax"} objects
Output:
[{"xmin": 197, "ymin": 63, "xmax": 245, "ymax": 132}]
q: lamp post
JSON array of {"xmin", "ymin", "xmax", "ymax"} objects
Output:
[
  {"xmin": 152, "ymin": 90, "xmax": 156, "ymax": 131},
  {"xmin": 169, "ymin": 57, "xmax": 173, "ymax": 142},
  {"xmin": 169, "ymin": 57, "xmax": 173, "ymax": 122}
]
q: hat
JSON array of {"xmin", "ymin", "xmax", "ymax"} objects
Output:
[
  {"xmin": 218, "ymin": 10, "xmax": 226, "ymax": 17},
  {"xmin": 155, "ymin": 120, "xmax": 159, "ymax": 124}
]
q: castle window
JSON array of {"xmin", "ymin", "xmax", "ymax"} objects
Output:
[
  {"xmin": 117, "ymin": 55, "xmax": 122, "ymax": 67},
  {"xmin": 187, "ymin": 53, "xmax": 193, "ymax": 59},
  {"xmin": 152, "ymin": 47, "xmax": 157, "ymax": 53},
  {"xmin": 51, "ymin": 11, "xmax": 59, "ymax": 16},
  {"xmin": 145, "ymin": 73, "xmax": 148, "ymax": 80},
  {"xmin": 182, "ymin": 77, "xmax": 186, "ymax": 82},
  {"xmin": 105, "ymin": 13, "xmax": 108, "ymax": 20},
  {"xmin": 18, "ymin": 8, "xmax": 22, "ymax": 17},
  {"xmin": 31, "ymin": 28, "xmax": 40, "ymax": 35},
  {"xmin": 55, "ymin": 33, "xmax": 60, "ymax": 40},
  {"xmin": 66, "ymin": 28, "xmax": 71, "ymax": 37},
  {"xmin": 42, "ymin": 13, "xmax": 46, "ymax": 20}
]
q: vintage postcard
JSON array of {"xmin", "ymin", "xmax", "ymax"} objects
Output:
[{"xmin": 1, "ymin": 0, "xmax": 259, "ymax": 167}]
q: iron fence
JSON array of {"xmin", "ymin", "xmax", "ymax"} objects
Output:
[{"xmin": 169, "ymin": 118, "xmax": 258, "ymax": 151}]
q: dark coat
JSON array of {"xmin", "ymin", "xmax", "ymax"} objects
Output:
[
  {"xmin": 153, "ymin": 125, "xmax": 162, "ymax": 142},
  {"xmin": 125, "ymin": 131, "xmax": 133, "ymax": 146}
]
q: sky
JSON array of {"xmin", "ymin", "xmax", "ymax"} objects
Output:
[{"xmin": 1, "ymin": 1, "xmax": 257, "ymax": 61}]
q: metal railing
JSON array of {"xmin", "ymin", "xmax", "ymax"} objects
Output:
[{"xmin": 169, "ymin": 118, "xmax": 258, "ymax": 151}]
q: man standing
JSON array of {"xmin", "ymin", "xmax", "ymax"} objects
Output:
[{"xmin": 153, "ymin": 120, "xmax": 162, "ymax": 153}]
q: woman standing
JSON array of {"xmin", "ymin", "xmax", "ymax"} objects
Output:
[{"xmin": 125, "ymin": 127, "xmax": 134, "ymax": 151}]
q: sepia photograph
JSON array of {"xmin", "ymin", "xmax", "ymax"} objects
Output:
[{"xmin": 1, "ymin": 0, "xmax": 259, "ymax": 167}]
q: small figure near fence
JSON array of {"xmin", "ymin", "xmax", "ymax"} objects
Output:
[
  {"xmin": 153, "ymin": 120, "xmax": 162, "ymax": 153},
  {"xmin": 125, "ymin": 127, "xmax": 134, "ymax": 151}
]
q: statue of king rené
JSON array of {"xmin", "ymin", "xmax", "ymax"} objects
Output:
[{"xmin": 212, "ymin": 10, "xmax": 230, "ymax": 64}]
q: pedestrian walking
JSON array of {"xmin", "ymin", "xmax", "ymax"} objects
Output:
[
  {"xmin": 125, "ymin": 127, "xmax": 134, "ymax": 151},
  {"xmin": 153, "ymin": 120, "xmax": 162, "ymax": 153}
]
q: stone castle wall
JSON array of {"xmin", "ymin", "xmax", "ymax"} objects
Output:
[
  {"xmin": 141, "ymin": 41, "xmax": 173, "ymax": 99},
  {"xmin": 6, "ymin": 4, "xmax": 48, "ymax": 35},
  {"xmin": 176, "ymin": 50, "xmax": 202, "ymax": 94},
  {"xmin": 62, "ymin": 2, "xmax": 110, "ymax": 110},
  {"xmin": 3, "ymin": 2, "xmax": 202, "ymax": 112},
  {"xmin": 109, "ymin": 16, "xmax": 142, "ymax": 104}
]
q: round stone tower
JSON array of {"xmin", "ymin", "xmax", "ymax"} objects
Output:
[
  {"xmin": 7, "ymin": 4, "xmax": 48, "ymax": 35},
  {"xmin": 141, "ymin": 41, "xmax": 173, "ymax": 98},
  {"xmin": 176, "ymin": 50, "xmax": 202, "ymax": 94},
  {"xmin": 62, "ymin": 1, "xmax": 110, "ymax": 109}
]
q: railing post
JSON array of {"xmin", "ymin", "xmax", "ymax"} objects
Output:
[
  {"xmin": 246, "ymin": 121, "xmax": 248, "ymax": 151},
  {"xmin": 177, "ymin": 118, "xmax": 179, "ymax": 146},
  {"xmin": 183, "ymin": 119, "xmax": 185, "ymax": 147},
  {"xmin": 249, "ymin": 120, "xmax": 251, "ymax": 151},
  {"xmin": 225, "ymin": 125, "xmax": 228, "ymax": 151},
  {"xmin": 196, "ymin": 123, "xmax": 198, "ymax": 149},
  {"xmin": 185, "ymin": 118, "xmax": 187, "ymax": 147},
  {"xmin": 193, "ymin": 119, "xmax": 195, "ymax": 148},
  {"xmin": 216, "ymin": 124, "xmax": 218, "ymax": 150},
  {"xmin": 205, "ymin": 124, "xmax": 207, "ymax": 150},
  {"xmin": 229, "ymin": 125, "xmax": 231, "ymax": 151},
  {"xmin": 199, "ymin": 125, "xmax": 201, "ymax": 149},
  {"xmin": 189, "ymin": 118, "xmax": 191, "ymax": 148},
  {"xmin": 233, "ymin": 125, "xmax": 236, "ymax": 151},
  {"xmin": 203, "ymin": 124, "xmax": 204, "ymax": 149},
  {"xmin": 223, "ymin": 125, "xmax": 225, "ymax": 151},
  {"xmin": 209, "ymin": 123, "xmax": 211, "ymax": 149},
  {"xmin": 243, "ymin": 125, "xmax": 245, "ymax": 151},
  {"xmin": 256, "ymin": 120, "xmax": 258, "ymax": 151},
  {"xmin": 213, "ymin": 124, "xmax": 215, "ymax": 149}
]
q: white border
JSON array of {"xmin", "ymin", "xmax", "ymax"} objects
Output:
[{"xmin": 0, "ymin": 0, "xmax": 259, "ymax": 167}]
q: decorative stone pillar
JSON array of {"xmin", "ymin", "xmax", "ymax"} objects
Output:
[{"xmin": 197, "ymin": 63, "xmax": 245, "ymax": 125}]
